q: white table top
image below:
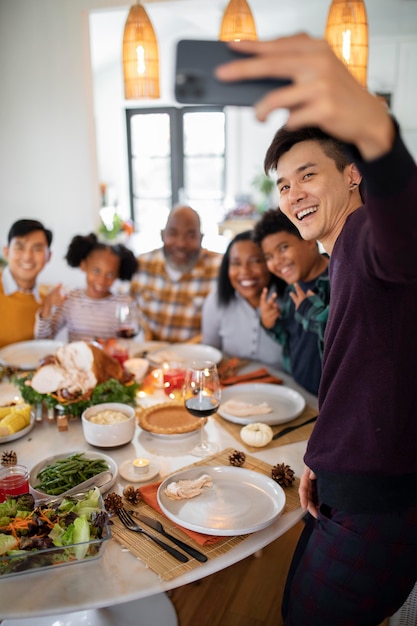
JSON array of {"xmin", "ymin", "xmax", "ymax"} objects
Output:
[{"xmin": 0, "ymin": 367, "xmax": 317, "ymax": 619}]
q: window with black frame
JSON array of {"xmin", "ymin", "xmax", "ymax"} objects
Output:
[{"xmin": 126, "ymin": 107, "xmax": 226, "ymax": 246}]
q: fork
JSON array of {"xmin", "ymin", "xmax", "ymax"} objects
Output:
[{"xmin": 116, "ymin": 508, "xmax": 189, "ymax": 562}]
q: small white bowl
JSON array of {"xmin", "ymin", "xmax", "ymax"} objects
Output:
[
  {"xmin": 81, "ymin": 402, "xmax": 136, "ymax": 448},
  {"xmin": 123, "ymin": 357, "xmax": 149, "ymax": 382}
]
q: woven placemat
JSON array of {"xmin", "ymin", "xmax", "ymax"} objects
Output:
[
  {"xmin": 110, "ymin": 448, "xmax": 300, "ymax": 581},
  {"xmin": 214, "ymin": 404, "xmax": 317, "ymax": 452}
]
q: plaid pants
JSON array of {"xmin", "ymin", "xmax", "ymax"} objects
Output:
[{"xmin": 282, "ymin": 505, "xmax": 417, "ymax": 626}]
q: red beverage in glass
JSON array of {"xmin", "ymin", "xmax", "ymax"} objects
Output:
[
  {"xmin": 0, "ymin": 465, "xmax": 30, "ymax": 503},
  {"xmin": 163, "ymin": 367, "xmax": 186, "ymax": 399},
  {"xmin": 112, "ymin": 347, "xmax": 129, "ymax": 366}
]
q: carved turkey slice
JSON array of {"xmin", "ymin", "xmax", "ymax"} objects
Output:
[
  {"xmin": 164, "ymin": 473, "xmax": 213, "ymax": 500},
  {"xmin": 31, "ymin": 341, "xmax": 123, "ymax": 398}
]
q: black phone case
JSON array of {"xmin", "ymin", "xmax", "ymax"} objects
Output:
[{"xmin": 175, "ymin": 39, "xmax": 291, "ymax": 107}]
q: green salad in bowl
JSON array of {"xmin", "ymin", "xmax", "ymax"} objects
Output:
[{"xmin": 0, "ymin": 487, "xmax": 110, "ymax": 577}]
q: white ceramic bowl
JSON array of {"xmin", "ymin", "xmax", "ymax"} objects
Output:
[
  {"xmin": 123, "ymin": 357, "xmax": 149, "ymax": 382},
  {"xmin": 81, "ymin": 402, "xmax": 136, "ymax": 447}
]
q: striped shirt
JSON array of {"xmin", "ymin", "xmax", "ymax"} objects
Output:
[
  {"xmin": 34, "ymin": 289, "xmax": 133, "ymax": 342},
  {"xmin": 130, "ymin": 248, "xmax": 221, "ymax": 342}
]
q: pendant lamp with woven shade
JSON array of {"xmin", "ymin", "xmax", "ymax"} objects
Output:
[
  {"xmin": 325, "ymin": 0, "xmax": 368, "ymax": 88},
  {"xmin": 219, "ymin": 0, "xmax": 258, "ymax": 42},
  {"xmin": 123, "ymin": 2, "xmax": 160, "ymax": 99}
]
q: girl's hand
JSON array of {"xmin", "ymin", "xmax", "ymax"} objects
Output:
[
  {"xmin": 289, "ymin": 282, "xmax": 315, "ymax": 310},
  {"xmin": 260, "ymin": 287, "xmax": 280, "ymax": 329},
  {"xmin": 299, "ymin": 465, "xmax": 319, "ymax": 519},
  {"xmin": 39, "ymin": 284, "xmax": 66, "ymax": 319}
]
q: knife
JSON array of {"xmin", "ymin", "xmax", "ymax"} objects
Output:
[
  {"xmin": 272, "ymin": 415, "xmax": 318, "ymax": 440},
  {"xmin": 129, "ymin": 511, "xmax": 208, "ymax": 562}
]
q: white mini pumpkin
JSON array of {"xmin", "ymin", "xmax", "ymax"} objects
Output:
[{"xmin": 240, "ymin": 422, "xmax": 273, "ymax": 447}]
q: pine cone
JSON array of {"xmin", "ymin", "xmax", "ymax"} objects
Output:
[
  {"xmin": 123, "ymin": 485, "xmax": 142, "ymax": 505},
  {"xmin": 228, "ymin": 450, "xmax": 246, "ymax": 467},
  {"xmin": 271, "ymin": 463, "xmax": 295, "ymax": 488},
  {"xmin": 1, "ymin": 450, "xmax": 17, "ymax": 466},
  {"xmin": 104, "ymin": 492, "xmax": 123, "ymax": 514}
]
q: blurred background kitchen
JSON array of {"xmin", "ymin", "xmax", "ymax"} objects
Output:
[{"xmin": 1, "ymin": 0, "xmax": 416, "ymax": 290}]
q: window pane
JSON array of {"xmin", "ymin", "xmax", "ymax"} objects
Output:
[
  {"xmin": 184, "ymin": 156, "xmax": 224, "ymax": 199},
  {"xmin": 132, "ymin": 154, "xmax": 171, "ymax": 198},
  {"xmin": 184, "ymin": 112, "xmax": 225, "ymax": 155},
  {"xmin": 131, "ymin": 114, "xmax": 170, "ymax": 156}
]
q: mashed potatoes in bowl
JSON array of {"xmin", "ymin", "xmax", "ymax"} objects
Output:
[{"xmin": 82, "ymin": 402, "xmax": 136, "ymax": 447}]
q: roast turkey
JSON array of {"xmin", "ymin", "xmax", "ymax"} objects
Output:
[{"xmin": 31, "ymin": 341, "xmax": 123, "ymax": 399}]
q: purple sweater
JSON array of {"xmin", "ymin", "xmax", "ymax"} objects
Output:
[{"xmin": 304, "ymin": 130, "xmax": 417, "ymax": 513}]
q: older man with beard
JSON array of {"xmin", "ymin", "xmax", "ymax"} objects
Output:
[{"xmin": 131, "ymin": 205, "xmax": 221, "ymax": 342}]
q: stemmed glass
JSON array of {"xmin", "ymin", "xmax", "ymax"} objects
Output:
[
  {"xmin": 115, "ymin": 301, "xmax": 140, "ymax": 339},
  {"xmin": 183, "ymin": 360, "xmax": 221, "ymax": 458},
  {"xmin": 113, "ymin": 301, "xmax": 140, "ymax": 364}
]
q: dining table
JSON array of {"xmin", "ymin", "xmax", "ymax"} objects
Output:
[{"xmin": 0, "ymin": 355, "xmax": 318, "ymax": 625}]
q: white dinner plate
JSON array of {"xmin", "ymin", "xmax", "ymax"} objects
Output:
[
  {"xmin": 157, "ymin": 465, "xmax": 285, "ymax": 535},
  {"xmin": 148, "ymin": 343, "xmax": 222, "ymax": 366},
  {"xmin": 218, "ymin": 383, "xmax": 306, "ymax": 426},
  {"xmin": 29, "ymin": 450, "xmax": 118, "ymax": 499},
  {"xmin": 128, "ymin": 340, "xmax": 170, "ymax": 358},
  {"xmin": 0, "ymin": 381, "xmax": 22, "ymax": 404},
  {"xmin": 0, "ymin": 340, "xmax": 64, "ymax": 370},
  {"xmin": 0, "ymin": 408, "xmax": 36, "ymax": 443}
]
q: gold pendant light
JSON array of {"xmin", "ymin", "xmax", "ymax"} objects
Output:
[
  {"xmin": 325, "ymin": 0, "xmax": 368, "ymax": 88},
  {"xmin": 123, "ymin": 2, "xmax": 160, "ymax": 99},
  {"xmin": 219, "ymin": 0, "xmax": 258, "ymax": 42}
]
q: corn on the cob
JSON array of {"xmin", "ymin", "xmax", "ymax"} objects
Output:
[{"xmin": 0, "ymin": 404, "xmax": 31, "ymax": 436}]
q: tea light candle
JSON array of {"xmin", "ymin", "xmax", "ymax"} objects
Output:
[{"xmin": 132, "ymin": 458, "xmax": 150, "ymax": 475}]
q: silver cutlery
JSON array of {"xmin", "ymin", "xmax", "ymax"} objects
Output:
[
  {"xmin": 116, "ymin": 508, "xmax": 189, "ymax": 562},
  {"xmin": 129, "ymin": 511, "xmax": 208, "ymax": 562},
  {"xmin": 272, "ymin": 415, "xmax": 318, "ymax": 440}
]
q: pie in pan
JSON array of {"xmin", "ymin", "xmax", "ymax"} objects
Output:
[{"xmin": 138, "ymin": 403, "xmax": 206, "ymax": 435}]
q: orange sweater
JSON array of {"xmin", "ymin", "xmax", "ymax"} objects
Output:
[{"xmin": 0, "ymin": 269, "xmax": 43, "ymax": 348}]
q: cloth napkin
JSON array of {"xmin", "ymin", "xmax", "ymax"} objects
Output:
[
  {"xmin": 220, "ymin": 366, "xmax": 283, "ymax": 387},
  {"xmin": 139, "ymin": 482, "xmax": 226, "ymax": 545}
]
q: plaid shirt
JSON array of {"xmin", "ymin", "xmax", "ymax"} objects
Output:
[
  {"xmin": 131, "ymin": 248, "xmax": 221, "ymax": 342},
  {"xmin": 265, "ymin": 268, "xmax": 330, "ymax": 394}
]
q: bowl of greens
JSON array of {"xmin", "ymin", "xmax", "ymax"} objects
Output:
[
  {"xmin": 0, "ymin": 487, "xmax": 111, "ymax": 578},
  {"xmin": 29, "ymin": 451, "xmax": 117, "ymax": 499}
]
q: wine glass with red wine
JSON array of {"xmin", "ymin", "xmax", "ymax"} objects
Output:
[
  {"xmin": 115, "ymin": 301, "xmax": 139, "ymax": 339},
  {"xmin": 183, "ymin": 360, "xmax": 221, "ymax": 457}
]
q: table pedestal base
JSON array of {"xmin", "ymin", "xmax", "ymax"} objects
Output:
[{"xmin": 2, "ymin": 593, "xmax": 178, "ymax": 626}]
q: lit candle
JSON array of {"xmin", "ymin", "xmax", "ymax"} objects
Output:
[{"xmin": 132, "ymin": 458, "xmax": 150, "ymax": 475}]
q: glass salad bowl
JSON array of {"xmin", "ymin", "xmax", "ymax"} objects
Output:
[{"xmin": 0, "ymin": 487, "xmax": 111, "ymax": 578}]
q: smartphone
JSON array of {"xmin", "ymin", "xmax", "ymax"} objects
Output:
[{"xmin": 175, "ymin": 39, "xmax": 291, "ymax": 107}]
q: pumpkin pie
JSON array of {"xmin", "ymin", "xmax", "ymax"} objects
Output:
[{"xmin": 138, "ymin": 402, "xmax": 206, "ymax": 435}]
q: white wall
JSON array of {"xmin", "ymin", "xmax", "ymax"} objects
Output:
[{"xmin": 1, "ymin": 0, "xmax": 417, "ymax": 288}]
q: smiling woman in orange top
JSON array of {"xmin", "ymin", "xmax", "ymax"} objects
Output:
[
  {"xmin": 202, "ymin": 230, "xmax": 283, "ymax": 367},
  {"xmin": 0, "ymin": 219, "xmax": 52, "ymax": 348}
]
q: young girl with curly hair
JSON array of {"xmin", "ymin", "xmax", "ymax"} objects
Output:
[{"xmin": 35, "ymin": 233, "xmax": 138, "ymax": 342}]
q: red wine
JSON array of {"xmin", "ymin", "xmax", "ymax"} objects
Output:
[
  {"xmin": 116, "ymin": 327, "xmax": 137, "ymax": 339},
  {"xmin": 185, "ymin": 397, "xmax": 219, "ymax": 418}
]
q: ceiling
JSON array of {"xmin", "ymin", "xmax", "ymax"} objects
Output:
[{"xmin": 90, "ymin": 0, "xmax": 417, "ymax": 73}]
